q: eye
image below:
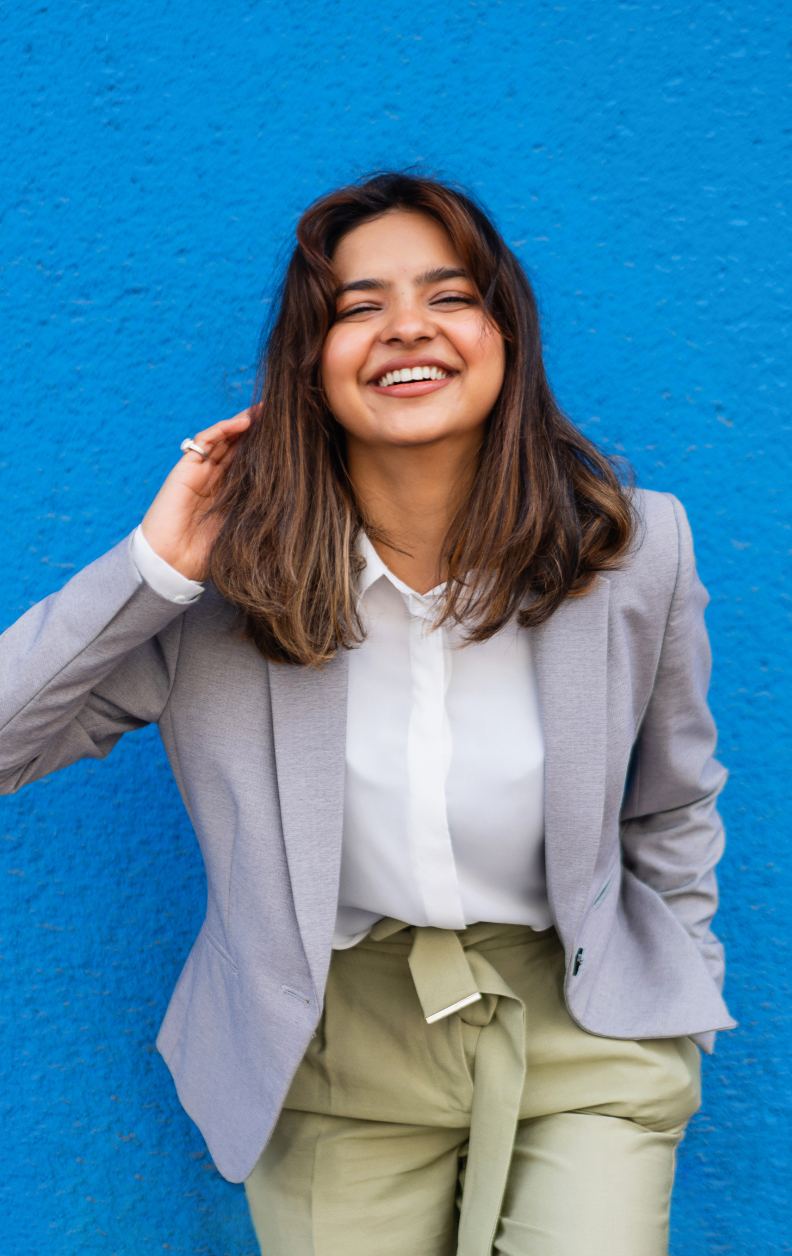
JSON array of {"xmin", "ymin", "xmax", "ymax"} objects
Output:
[
  {"xmin": 431, "ymin": 291, "xmax": 476, "ymax": 308},
  {"xmin": 335, "ymin": 301, "xmax": 382, "ymax": 320}
]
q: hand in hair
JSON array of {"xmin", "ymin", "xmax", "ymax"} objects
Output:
[{"xmin": 141, "ymin": 411, "xmax": 252, "ymax": 582}]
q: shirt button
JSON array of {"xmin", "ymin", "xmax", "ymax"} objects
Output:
[{"xmin": 174, "ymin": 594, "xmax": 186, "ymax": 603}]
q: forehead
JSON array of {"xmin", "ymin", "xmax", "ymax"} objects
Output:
[{"xmin": 332, "ymin": 210, "xmax": 462, "ymax": 280}]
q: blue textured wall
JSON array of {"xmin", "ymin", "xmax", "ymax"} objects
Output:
[{"xmin": 1, "ymin": 3, "xmax": 789, "ymax": 1251}]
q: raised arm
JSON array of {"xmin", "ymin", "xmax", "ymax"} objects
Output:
[{"xmin": 0, "ymin": 413, "xmax": 250, "ymax": 793}]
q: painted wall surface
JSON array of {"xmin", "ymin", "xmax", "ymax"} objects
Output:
[{"xmin": 0, "ymin": 2, "xmax": 789, "ymax": 1252}]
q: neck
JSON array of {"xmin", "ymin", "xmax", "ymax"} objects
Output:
[{"xmin": 347, "ymin": 429, "xmax": 482, "ymax": 594}]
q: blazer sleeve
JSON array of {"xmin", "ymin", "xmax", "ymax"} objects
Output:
[
  {"xmin": 0, "ymin": 534, "xmax": 194, "ymax": 794},
  {"xmin": 619, "ymin": 495, "xmax": 729, "ymax": 1023}
]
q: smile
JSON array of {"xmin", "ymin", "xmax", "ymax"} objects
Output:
[{"xmin": 375, "ymin": 366, "xmax": 450, "ymax": 387}]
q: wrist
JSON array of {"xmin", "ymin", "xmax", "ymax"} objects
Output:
[
  {"xmin": 139, "ymin": 524, "xmax": 202, "ymax": 582},
  {"xmin": 132, "ymin": 527, "xmax": 205, "ymax": 603}
]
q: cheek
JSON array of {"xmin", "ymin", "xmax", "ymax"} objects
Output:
[
  {"xmin": 459, "ymin": 323, "xmax": 506, "ymax": 396},
  {"xmin": 322, "ymin": 328, "xmax": 367, "ymax": 402}
]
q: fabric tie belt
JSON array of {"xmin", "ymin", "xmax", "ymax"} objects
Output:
[{"xmin": 369, "ymin": 918, "xmax": 529, "ymax": 1256}]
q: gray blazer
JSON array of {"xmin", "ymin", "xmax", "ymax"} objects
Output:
[{"xmin": 0, "ymin": 488, "xmax": 734, "ymax": 1182}]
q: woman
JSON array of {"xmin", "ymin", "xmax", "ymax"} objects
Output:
[{"xmin": 0, "ymin": 172, "xmax": 733, "ymax": 1255}]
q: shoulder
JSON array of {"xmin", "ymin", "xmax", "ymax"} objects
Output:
[
  {"xmin": 607, "ymin": 487, "xmax": 694, "ymax": 606},
  {"xmin": 631, "ymin": 486, "xmax": 688, "ymax": 541}
]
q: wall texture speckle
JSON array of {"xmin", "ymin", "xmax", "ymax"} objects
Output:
[{"xmin": 1, "ymin": 3, "xmax": 789, "ymax": 1252}]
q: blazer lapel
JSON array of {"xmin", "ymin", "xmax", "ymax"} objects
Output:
[
  {"xmin": 267, "ymin": 650, "xmax": 349, "ymax": 996},
  {"xmin": 267, "ymin": 582, "xmax": 610, "ymax": 985},
  {"xmin": 532, "ymin": 577, "xmax": 610, "ymax": 945}
]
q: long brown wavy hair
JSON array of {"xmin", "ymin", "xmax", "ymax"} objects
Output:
[{"xmin": 209, "ymin": 171, "xmax": 635, "ymax": 667}]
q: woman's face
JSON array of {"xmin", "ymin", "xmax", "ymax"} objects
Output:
[{"xmin": 322, "ymin": 210, "xmax": 506, "ymax": 451}]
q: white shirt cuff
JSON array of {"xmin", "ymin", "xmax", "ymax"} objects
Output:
[{"xmin": 131, "ymin": 526, "xmax": 205, "ymax": 605}]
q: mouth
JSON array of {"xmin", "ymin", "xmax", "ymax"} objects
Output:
[{"xmin": 368, "ymin": 359, "xmax": 457, "ymax": 397}]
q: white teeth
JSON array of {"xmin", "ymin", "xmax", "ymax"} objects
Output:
[{"xmin": 376, "ymin": 366, "xmax": 450, "ymax": 386}]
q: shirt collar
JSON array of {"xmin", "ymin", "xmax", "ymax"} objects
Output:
[
  {"xmin": 357, "ymin": 533, "xmax": 446, "ymax": 618},
  {"xmin": 357, "ymin": 532, "xmax": 393, "ymax": 597}
]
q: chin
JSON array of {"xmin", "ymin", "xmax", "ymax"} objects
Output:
[
  {"xmin": 375, "ymin": 418, "xmax": 459, "ymax": 447},
  {"xmin": 367, "ymin": 401, "xmax": 468, "ymax": 444}
]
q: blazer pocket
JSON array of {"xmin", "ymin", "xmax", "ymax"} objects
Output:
[
  {"xmin": 590, "ymin": 862, "xmax": 620, "ymax": 912},
  {"xmin": 202, "ymin": 923, "xmax": 239, "ymax": 974}
]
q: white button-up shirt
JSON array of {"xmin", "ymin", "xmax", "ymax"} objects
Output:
[
  {"xmin": 131, "ymin": 527, "xmax": 551, "ymax": 949},
  {"xmin": 335, "ymin": 535, "xmax": 549, "ymax": 946}
]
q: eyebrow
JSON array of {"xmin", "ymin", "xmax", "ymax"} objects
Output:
[{"xmin": 336, "ymin": 266, "xmax": 469, "ymax": 296}]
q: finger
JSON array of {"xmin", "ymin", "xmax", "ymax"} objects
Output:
[
  {"xmin": 179, "ymin": 413, "xmax": 252, "ymax": 465},
  {"xmin": 178, "ymin": 434, "xmax": 246, "ymax": 501},
  {"xmin": 193, "ymin": 413, "xmax": 251, "ymax": 452},
  {"xmin": 198, "ymin": 443, "xmax": 238, "ymax": 486},
  {"xmin": 203, "ymin": 439, "xmax": 238, "ymax": 470},
  {"xmin": 182, "ymin": 450, "xmax": 240, "ymax": 517},
  {"xmin": 199, "ymin": 431, "xmax": 245, "ymax": 469}
]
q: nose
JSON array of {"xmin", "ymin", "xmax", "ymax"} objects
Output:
[{"xmin": 380, "ymin": 291, "xmax": 436, "ymax": 348}]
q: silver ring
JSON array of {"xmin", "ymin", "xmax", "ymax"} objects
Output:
[{"xmin": 180, "ymin": 437, "xmax": 209, "ymax": 461}]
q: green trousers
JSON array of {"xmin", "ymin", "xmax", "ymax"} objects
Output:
[{"xmin": 245, "ymin": 922, "xmax": 701, "ymax": 1256}]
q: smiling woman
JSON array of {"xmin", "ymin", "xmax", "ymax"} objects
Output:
[
  {"xmin": 0, "ymin": 172, "xmax": 733, "ymax": 1256},
  {"xmin": 205, "ymin": 173, "xmax": 633, "ymax": 664}
]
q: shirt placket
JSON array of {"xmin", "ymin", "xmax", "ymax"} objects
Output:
[{"xmin": 405, "ymin": 593, "xmax": 466, "ymax": 930}]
